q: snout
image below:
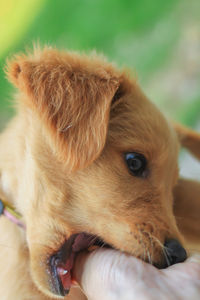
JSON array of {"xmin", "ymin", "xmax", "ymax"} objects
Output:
[
  {"xmin": 49, "ymin": 235, "xmax": 187, "ymax": 296},
  {"xmin": 32, "ymin": 232, "xmax": 187, "ymax": 298}
]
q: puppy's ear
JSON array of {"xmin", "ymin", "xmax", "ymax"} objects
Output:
[
  {"xmin": 174, "ymin": 123, "xmax": 200, "ymax": 160},
  {"xmin": 6, "ymin": 49, "xmax": 121, "ymax": 171}
]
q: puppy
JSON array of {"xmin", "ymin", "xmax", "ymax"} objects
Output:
[{"xmin": 0, "ymin": 47, "xmax": 199, "ymax": 299}]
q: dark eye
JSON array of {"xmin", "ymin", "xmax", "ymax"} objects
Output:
[{"xmin": 125, "ymin": 152, "xmax": 147, "ymax": 177}]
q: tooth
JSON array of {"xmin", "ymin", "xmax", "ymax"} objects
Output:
[{"xmin": 57, "ymin": 267, "xmax": 68, "ymax": 275}]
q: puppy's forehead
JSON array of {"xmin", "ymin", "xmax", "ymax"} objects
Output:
[{"xmin": 108, "ymin": 85, "xmax": 179, "ymax": 161}]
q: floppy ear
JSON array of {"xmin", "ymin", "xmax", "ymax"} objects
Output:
[
  {"xmin": 6, "ymin": 48, "xmax": 121, "ymax": 171},
  {"xmin": 174, "ymin": 123, "xmax": 200, "ymax": 161}
]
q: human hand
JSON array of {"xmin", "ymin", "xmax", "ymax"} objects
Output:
[{"xmin": 73, "ymin": 249, "xmax": 200, "ymax": 300}]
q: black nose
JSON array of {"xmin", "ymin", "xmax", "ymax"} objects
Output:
[{"xmin": 164, "ymin": 239, "xmax": 187, "ymax": 266}]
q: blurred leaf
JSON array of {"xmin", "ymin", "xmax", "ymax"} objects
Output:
[{"xmin": 0, "ymin": 0, "xmax": 46, "ymax": 57}]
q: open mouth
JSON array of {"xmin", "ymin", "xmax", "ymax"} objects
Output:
[{"xmin": 50, "ymin": 232, "xmax": 111, "ymax": 296}]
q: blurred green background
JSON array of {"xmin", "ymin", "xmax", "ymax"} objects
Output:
[{"xmin": 0, "ymin": 0, "xmax": 200, "ymax": 131}]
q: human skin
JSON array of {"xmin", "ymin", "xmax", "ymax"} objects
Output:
[{"xmin": 73, "ymin": 249, "xmax": 200, "ymax": 300}]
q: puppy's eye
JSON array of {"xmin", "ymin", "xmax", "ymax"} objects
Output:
[{"xmin": 125, "ymin": 152, "xmax": 147, "ymax": 177}]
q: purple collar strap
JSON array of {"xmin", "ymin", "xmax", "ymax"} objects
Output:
[{"xmin": 0, "ymin": 199, "xmax": 25, "ymax": 229}]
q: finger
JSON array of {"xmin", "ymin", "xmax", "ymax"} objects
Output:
[
  {"xmin": 74, "ymin": 249, "xmax": 128, "ymax": 300},
  {"xmin": 162, "ymin": 254, "xmax": 200, "ymax": 297},
  {"xmin": 73, "ymin": 248, "xmax": 161, "ymax": 300},
  {"xmin": 163, "ymin": 253, "xmax": 200, "ymax": 277},
  {"xmin": 74, "ymin": 249, "xmax": 200, "ymax": 300}
]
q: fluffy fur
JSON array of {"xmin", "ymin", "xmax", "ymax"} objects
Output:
[{"xmin": 0, "ymin": 47, "xmax": 199, "ymax": 299}]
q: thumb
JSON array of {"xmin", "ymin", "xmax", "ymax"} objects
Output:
[{"xmin": 73, "ymin": 248, "xmax": 157, "ymax": 300}]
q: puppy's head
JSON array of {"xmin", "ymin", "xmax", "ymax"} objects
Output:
[{"xmin": 7, "ymin": 47, "xmax": 186, "ymax": 297}]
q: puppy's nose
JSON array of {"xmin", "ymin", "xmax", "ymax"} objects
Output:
[{"xmin": 164, "ymin": 239, "xmax": 187, "ymax": 266}]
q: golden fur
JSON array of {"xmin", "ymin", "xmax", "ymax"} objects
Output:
[{"xmin": 0, "ymin": 47, "xmax": 199, "ymax": 299}]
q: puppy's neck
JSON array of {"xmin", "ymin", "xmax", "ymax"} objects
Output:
[{"xmin": 0, "ymin": 109, "xmax": 42, "ymax": 214}]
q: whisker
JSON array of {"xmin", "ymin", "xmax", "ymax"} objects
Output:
[
  {"xmin": 100, "ymin": 242, "xmax": 106, "ymax": 249},
  {"xmin": 88, "ymin": 235, "xmax": 102, "ymax": 247},
  {"xmin": 137, "ymin": 225, "xmax": 147, "ymax": 262},
  {"xmin": 138, "ymin": 229, "xmax": 167, "ymax": 265},
  {"xmin": 143, "ymin": 245, "xmax": 146, "ymax": 262},
  {"xmin": 147, "ymin": 234, "xmax": 163, "ymax": 249},
  {"xmin": 149, "ymin": 234, "xmax": 154, "ymax": 264},
  {"xmin": 162, "ymin": 247, "xmax": 170, "ymax": 267},
  {"xmin": 141, "ymin": 229, "xmax": 155, "ymax": 264},
  {"xmin": 147, "ymin": 249, "xmax": 152, "ymax": 265}
]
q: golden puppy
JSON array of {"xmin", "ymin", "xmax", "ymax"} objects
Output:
[{"xmin": 0, "ymin": 47, "xmax": 199, "ymax": 299}]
